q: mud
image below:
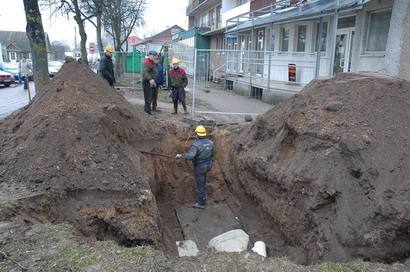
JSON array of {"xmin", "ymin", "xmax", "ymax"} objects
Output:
[
  {"xmin": 217, "ymin": 73, "xmax": 410, "ymax": 264},
  {"xmin": 0, "ymin": 62, "xmax": 163, "ymax": 247}
]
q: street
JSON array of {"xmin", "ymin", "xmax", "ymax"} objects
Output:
[{"xmin": 0, "ymin": 82, "xmax": 35, "ymax": 119}]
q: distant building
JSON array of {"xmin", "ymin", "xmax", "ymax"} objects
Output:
[
  {"xmin": 125, "ymin": 36, "xmax": 144, "ymax": 52},
  {"xmin": 137, "ymin": 25, "xmax": 185, "ymax": 53},
  {"xmin": 0, "ymin": 31, "xmax": 52, "ymax": 62}
]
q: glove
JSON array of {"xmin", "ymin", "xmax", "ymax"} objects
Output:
[
  {"xmin": 176, "ymin": 154, "xmax": 182, "ymax": 159},
  {"xmin": 149, "ymin": 79, "xmax": 156, "ymax": 88}
]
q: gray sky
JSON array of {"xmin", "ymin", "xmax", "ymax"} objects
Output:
[{"xmin": 0, "ymin": 0, "xmax": 188, "ymax": 48}]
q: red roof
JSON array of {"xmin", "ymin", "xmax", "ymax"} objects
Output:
[
  {"xmin": 127, "ymin": 36, "xmax": 144, "ymax": 46},
  {"xmin": 137, "ymin": 25, "xmax": 185, "ymax": 45}
]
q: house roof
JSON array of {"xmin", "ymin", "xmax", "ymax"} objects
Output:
[
  {"xmin": 127, "ymin": 36, "xmax": 144, "ymax": 46},
  {"xmin": 0, "ymin": 30, "xmax": 52, "ymax": 53},
  {"xmin": 137, "ymin": 25, "xmax": 185, "ymax": 45},
  {"xmin": 227, "ymin": 0, "xmax": 368, "ymax": 33}
]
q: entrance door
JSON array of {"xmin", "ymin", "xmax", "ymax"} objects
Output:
[{"xmin": 334, "ymin": 28, "xmax": 355, "ymax": 74}]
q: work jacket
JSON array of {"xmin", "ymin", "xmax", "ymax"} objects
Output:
[
  {"xmin": 182, "ymin": 138, "xmax": 214, "ymax": 166},
  {"xmin": 169, "ymin": 67, "xmax": 188, "ymax": 89},
  {"xmin": 99, "ymin": 54, "xmax": 115, "ymax": 85},
  {"xmin": 142, "ymin": 58, "xmax": 157, "ymax": 82}
]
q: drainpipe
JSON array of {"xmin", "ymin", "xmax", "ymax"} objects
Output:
[{"xmin": 329, "ymin": 0, "xmax": 340, "ymax": 76}]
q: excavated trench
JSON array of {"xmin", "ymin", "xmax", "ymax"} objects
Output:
[
  {"xmin": 5, "ymin": 126, "xmax": 288, "ymax": 258},
  {"xmin": 139, "ymin": 128, "xmax": 291, "ymax": 257}
]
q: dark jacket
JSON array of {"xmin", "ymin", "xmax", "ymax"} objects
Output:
[
  {"xmin": 99, "ymin": 54, "xmax": 115, "ymax": 86},
  {"xmin": 169, "ymin": 67, "xmax": 188, "ymax": 89},
  {"xmin": 156, "ymin": 63, "xmax": 165, "ymax": 86},
  {"xmin": 142, "ymin": 58, "xmax": 157, "ymax": 82},
  {"xmin": 182, "ymin": 138, "xmax": 214, "ymax": 166}
]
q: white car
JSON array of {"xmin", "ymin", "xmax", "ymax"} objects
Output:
[
  {"xmin": 48, "ymin": 61, "xmax": 63, "ymax": 77},
  {"xmin": 0, "ymin": 70, "xmax": 14, "ymax": 87}
]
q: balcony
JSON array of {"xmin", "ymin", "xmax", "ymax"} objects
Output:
[{"xmin": 186, "ymin": 0, "xmax": 221, "ymax": 16}]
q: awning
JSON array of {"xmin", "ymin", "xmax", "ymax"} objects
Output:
[{"xmin": 226, "ymin": 0, "xmax": 367, "ymax": 33}]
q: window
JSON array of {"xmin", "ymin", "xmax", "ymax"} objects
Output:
[
  {"xmin": 270, "ymin": 28, "xmax": 275, "ymax": 51},
  {"xmin": 9, "ymin": 52, "xmax": 16, "ymax": 61},
  {"xmin": 201, "ymin": 14, "xmax": 208, "ymax": 27},
  {"xmin": 366, "ymin": 10, "xmax": 392, "ymax": 52},
  {"xmin": 281, "ymin": 27, "xmax": 290, "ymax": 52},
  {"xmin": 208, "ymin": 9, "xmax": 215, "ymax": 26},
  {"xmin": 296, "ymin": 25, "xmax": 307, "ymax": 52},
  {"xmin": 315, "ymin": 22, "xmax": 328, "ymax": 52},
  {"xmin": 216, "ymin": 5, "xmax": 222, "ymax": 28},
  {"xmin": 237, "ymin": 0, "xmax": 248, "ymax": 6}
]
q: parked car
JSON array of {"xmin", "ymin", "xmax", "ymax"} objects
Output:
[
  {"xmin": 48, "ymin": 61, "xmax": 63, "ymax": 77},
  {"xmin": 0, "ymin": 62, "xmax": 20, "ymax": 81},
  {"xmin": 0, "ymin": 70, "xmax": 14, "ymax": 87}
]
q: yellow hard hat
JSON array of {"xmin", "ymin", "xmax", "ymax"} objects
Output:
[
  {"xmin": 172, "ymin": 57, "xmax": 180, "ymax": 65},
  {"xmin": 105, "ymin": 45, "xmax": 114, "ymax": 53},
  {"xmin": 195, "ymin": 125, "xmax": 207, "ymax": 137}
]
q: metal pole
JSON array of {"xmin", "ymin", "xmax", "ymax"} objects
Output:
[
  {"xmin": 132, "ymin": 51, "xmax": 135, "ymax": 88},
  {"xmin": 26, "ymin": 76, "xmax": 31, "ymax": 101},
  {"xmin": 329, "ymin": 0, "xmax": 340, "ymax": 75},
  {"xmin": 192, "ymin": 48, "xmax": 197, "ymax": 118},
  {"xmin": 250, "ymin": 13, "xmax": 254, "ymax": 97},
  {"xmin": 267, "ymin": 52, "xmax": 272, "ymax": 93},
  {"xmin": 315, "ymin": 17, "xmax": 324, "ymax": 78}
]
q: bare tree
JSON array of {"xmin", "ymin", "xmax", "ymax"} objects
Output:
[
  {"xmin": 42, "ymin": 0, "xmax": 91, "ymax": 64},
  {"xmin": 102, "ymin": 0, "xmax": 146, "ymax": 52},
  {"xmin": 23, "ymin": 0, "xmax": 50, "ymax": 94},
  {"xmin": 82, "ymin": 0, "xmax": 104, "ymax": 53}
]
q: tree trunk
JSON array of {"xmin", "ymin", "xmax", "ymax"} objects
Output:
[
  {"xmin": 73, "ymin": 0, "xmax": 88, "ymax": 64},
  {"xmin": 23, "ymin": 0, "xmax": 49, "ymax": 95},
  {"xmin": 96, "ymin": 0, "xmax": 103, "ymax": 53},
  {"xmin": 96, "ymin": 15, "xmax": 103, "ymax": 53}
]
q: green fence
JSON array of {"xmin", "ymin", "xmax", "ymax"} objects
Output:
[{"xmin": 113, "ymin": 51, "xmax": 145, "ymax": 74}]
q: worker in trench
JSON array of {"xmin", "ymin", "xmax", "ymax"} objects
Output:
[
  {"xmin": 99, "ymin": 45, "xmax": 115, "ymax": 86},
  {"xmin": 176, "ymin": 125, "xmax": 214, "ymax": 209},
  {"xmin": 142, "ymin": 50, "xmax": 158, "ymax": 114},
  {"xmin": 169, "ymin": 58, "xmax": 188, "ymax": 114}
]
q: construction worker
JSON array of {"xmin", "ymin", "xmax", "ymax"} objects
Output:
[
  {"xmin": 99, "ymin": 45, "xmax": 115, "ymax": 86},
  {"xmin": 176, "ymin": 125, "xmax": 214, "ymax": 209},
  {"xmin": 169, "ymin": 58, "xmax": 188, "ymax": 114},
  {"xmin": 153, "ymin": 55, "xmax": 164, "ymax": 112},
  {"xmin": 142, "ymin": 50, "xmax": 158, "ymax": 114}
]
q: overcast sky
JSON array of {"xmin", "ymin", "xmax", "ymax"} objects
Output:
[{"xmin": 0, "ymin": 0, "xmax": 188, "ymax": 48}]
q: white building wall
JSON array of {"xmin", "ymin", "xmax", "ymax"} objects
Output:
[{"xmin": 222, "ymin": 1, "xmax": 251, "ymax": 27}]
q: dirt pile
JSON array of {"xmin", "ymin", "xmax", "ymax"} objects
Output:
[
  {"xmin": 0, "ymin": 62, "xmax": 163, "ymax": 246},
  {"xmin": 217, "ymin": 73, "xmax": 410, "ymax": 264}
]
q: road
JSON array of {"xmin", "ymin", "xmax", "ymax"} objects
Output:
[{"xmin": 0, "ymin": 82, "xmax": 36, "ymax": 119}]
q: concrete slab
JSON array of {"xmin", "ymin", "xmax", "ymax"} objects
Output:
[{"xmin": 176, "ymin": 204, "xmax": 241, "ymax": 250}]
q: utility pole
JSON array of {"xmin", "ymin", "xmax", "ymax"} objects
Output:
[{"xmin": 74, "ymin": 26, "xmax": 78, "ymax": 51}]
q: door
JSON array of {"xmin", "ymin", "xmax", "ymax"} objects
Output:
[
  {"xmin": 333, "ymin": 28, "xmax": 355, "ymax": 74},
  {"xmin": 255, "ymin": 29, "xmax": 264, "ymax": 76}
]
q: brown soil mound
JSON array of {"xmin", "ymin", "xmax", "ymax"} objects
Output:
[
  {"xmin": 0, "ymin": 62, "xmax": 163, "ymax": 246},
  {"xmin": 218, "ymin": 73, "xmax": 410, "ymax": 264}
]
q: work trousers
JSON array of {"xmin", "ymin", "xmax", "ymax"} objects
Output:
[
  {"xmin": 171, "ymin": 87, "xmax": 186, "ymax": 113},
  {"xmin": 194, "ymin": 162, "xmax": 212, "ymax": 206},
  {"xmin": 143, "ymin": 81, "xmax": 154, "ymax": 114},
  {"xmin": 152, "ymin": 87, "xmax": 158, "ymax": 111}
]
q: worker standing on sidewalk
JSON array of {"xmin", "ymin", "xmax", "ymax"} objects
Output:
[
  {"xmin": 176, "ymin": 125, "xmax": 214, "ymax": 209},
  {"xmin": 99, "ymin": 45, "xmax": 115, "ymax": 86},
  {"xmin": 142, "ymin": 51, "xmax": 158, "ymax": 114},
  {"xmin": 169, "ymin": 58, "xmax": 188, "ymax": 114}
]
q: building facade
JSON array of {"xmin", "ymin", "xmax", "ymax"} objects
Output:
[
  {"xmin": 0, "ymin": 31, "xmax": 52, "ymax": 63},
  {"xmin": 224, "ymin": 0, "xmax": 410, "ymax": 86}
]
